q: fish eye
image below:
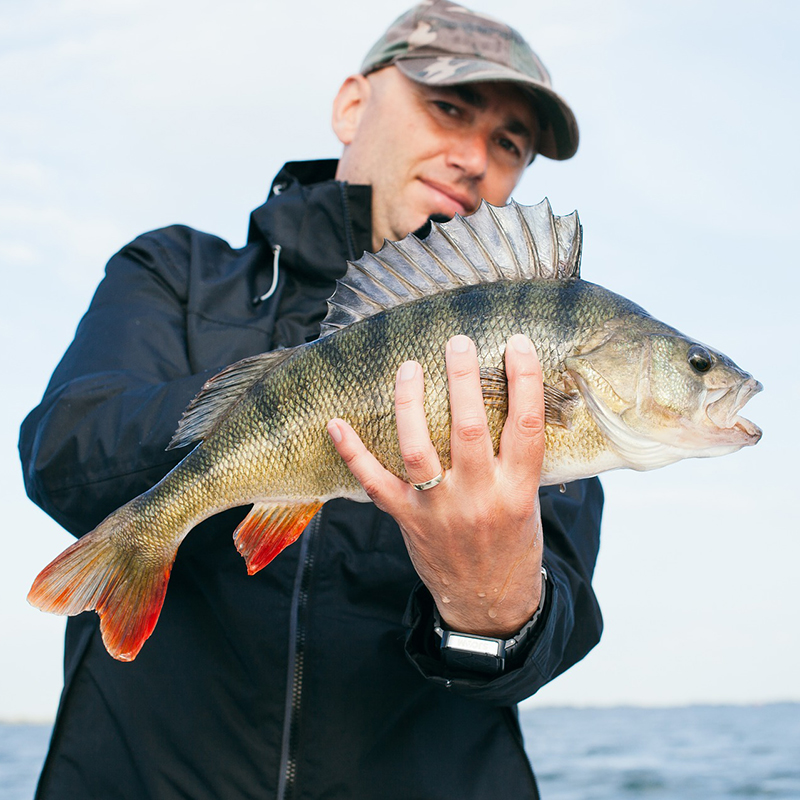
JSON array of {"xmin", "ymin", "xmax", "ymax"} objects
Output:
[{"xmin": 688, "ymin": 344, "xmax": 713, "ymax": 374}]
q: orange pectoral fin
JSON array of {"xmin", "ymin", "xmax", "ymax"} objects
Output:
[{"xmin": 233, "ymin": 501, "xmax": 323, "ymax": 575}]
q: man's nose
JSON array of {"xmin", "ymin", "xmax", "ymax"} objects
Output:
[{"xmin": 446, "ymin": 130, "xmax": 489, "ymax": 179}]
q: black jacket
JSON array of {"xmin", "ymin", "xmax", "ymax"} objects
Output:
[{"xmin": 20, "ymin": 160, "xmax": 604, "ymax": 800}]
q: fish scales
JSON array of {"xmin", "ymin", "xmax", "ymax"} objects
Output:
[
  {"xmin": 27, "ymin": 199, "xmax": 762, "ymax": 661},
  {"xmin": 105, "ymin": 279, "xmax": 612, "ymax": 548},
  {"xmin": 188, "ymin": 279, "xmax": 655, "ymax": 500}
]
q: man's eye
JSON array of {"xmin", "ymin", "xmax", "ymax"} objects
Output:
[
  {"xmin": 433, "ymin": 100, "xmax": 460, "ymax": 117},
  {"xmin": 497, "ymin": 137, "xmax": 521, "ymax": 157}
]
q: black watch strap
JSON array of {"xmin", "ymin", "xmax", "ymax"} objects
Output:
[{"xmin": 433, "ymin": 567, "xmax": 548, "ymax": 676}]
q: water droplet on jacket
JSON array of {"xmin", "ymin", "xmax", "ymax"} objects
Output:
[{"xmin": 559, "ymin": 483, "xmax": 567, "ymax": 493}]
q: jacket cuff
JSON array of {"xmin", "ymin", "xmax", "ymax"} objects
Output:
[{"xmin": 402, "ymin": 564, "xmax": 558, "ymax": 704}]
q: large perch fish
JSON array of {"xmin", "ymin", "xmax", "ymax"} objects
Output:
[{"xmin": 28, "ymin": 200, "xmax": 762, "ymax": 661}]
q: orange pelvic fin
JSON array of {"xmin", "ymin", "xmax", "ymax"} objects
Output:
[
  {"xmin": 234, "ymin": 501, "xmax": 323, "ymax": 575},
  {"xmin": 27, "ymin": 511, "xmax": 177, "ymax": 662}
]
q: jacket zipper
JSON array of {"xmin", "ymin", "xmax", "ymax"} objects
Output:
[
  {"xmin": 277, "ymin": 184, "xmax": 355, "ymax": 798},
  {"xmin": 276, "ymin": 511, "xmax": 321, "ymax": 800}
]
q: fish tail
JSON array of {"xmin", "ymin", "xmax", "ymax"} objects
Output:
[{"xmin": 27, "ymin": 499, "xmax": 180, "ymax": 662}]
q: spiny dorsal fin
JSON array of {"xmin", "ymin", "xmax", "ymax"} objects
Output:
[
  {"xmin": 167, "ymin": 349, "xmax": 296, "ymax": 449},
  {"xmin": 321, "ymin": 198, "xmax": 582, "ymax": 337}
]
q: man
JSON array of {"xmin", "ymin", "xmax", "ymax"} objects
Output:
[{"xmin": 20, "ymin": 2, "xmax": 603, "ymax": 798}]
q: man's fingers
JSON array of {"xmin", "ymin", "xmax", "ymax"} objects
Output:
[
  {"xmin": 327, "ymin": 418, "xmax": 405, "ymax": 507},
  {"xmin": 499, "ymin": 334, "xmax": 546, "ymax": 485},
  {"xmin": 446, "ymin": 335, "xmax": 494, "ymax": 477},
  {"xmin": 329, "ymin": 334, "xmax": 544, "ymax": 513},
  {"xmin": 394, "ymin": 361, "xmax": 444, "ymax": 487}
]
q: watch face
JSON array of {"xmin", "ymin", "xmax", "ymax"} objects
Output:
[
  {"xmin": 440, "ymin": 631, "xmax": 507, "ymax": 674},
  {"xmin": 442, "ymin": 632, "xmax": 503, "ymax": 658},
  {"xmin": 440, "ymin": 643, "xmax": 506, "ymax": 675}
]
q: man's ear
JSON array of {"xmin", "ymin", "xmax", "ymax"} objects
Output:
[{"xmin": 331, "ymin": 74, "xmax": 371, "ymax": 146}]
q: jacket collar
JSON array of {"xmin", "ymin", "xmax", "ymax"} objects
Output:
[{"xmin": 248, "ymin": 160, "xmax": 373, "ymax": 284}]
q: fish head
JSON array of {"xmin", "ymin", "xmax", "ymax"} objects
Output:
[
  {"xmin": 565, "ymin": 320, "xmax": 762, "ymax": 470},
  {"xmin": 641, "ymin": 333, "xmax": 763, "ymax": 449}
]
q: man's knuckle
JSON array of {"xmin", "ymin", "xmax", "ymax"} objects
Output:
[
  {"xmin": 516, "ymin": 410, "xmax": 545, "ymax": 437},
  {"xmin": 511, "ymin": 495, "xmax": 537, "ymax": 523},
  {"xmin": 402, "ymin": 447, "xmax": 430, "ymax": 471},
  {"xmin": 395, "ymin": 393, "xmax": 416, "ymax": 413},
  {"xmin": 449, "ymin": 364, "xmax": 475, "ymax": 383},
  {"xmin": 359, "ymin": 476, "xmax": 383, "ymax": 500},
  {"xmin": 340, "ymin": 448, "xmax": 360, "ymax": 467},
  {"xmin": 454, "ymin": 420, "xmax": 487, "ymax": 444},
  {"xmin": 472, "ymin": 507, "xmax": 495, "ymax": 531}
]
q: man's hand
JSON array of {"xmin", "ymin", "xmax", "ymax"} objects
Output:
[{"xmin": 327, "ymin": 333, "xmax": 545, "ymax": 638}]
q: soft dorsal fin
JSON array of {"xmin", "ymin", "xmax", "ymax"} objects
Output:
[
  {"xmin": 167, "ymin": 349, "xmax": 296, "ymax": 449},
  {"xmin": 321, "ymin": 198, "xmax": 582, "ymax": 337}
]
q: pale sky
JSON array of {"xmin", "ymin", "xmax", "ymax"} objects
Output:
[{"xmin": 2, "ymin": 0, "xmax": 798, "ymax": 721}]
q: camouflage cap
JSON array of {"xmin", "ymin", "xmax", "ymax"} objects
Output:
[{"xmin": 361, "ymin": 0, "xmax": 579, "ymax": 160}]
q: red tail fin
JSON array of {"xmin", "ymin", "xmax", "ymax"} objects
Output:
[
  {"xmin": 28, "ymin": 509, "xmax": 178, "ymax": 662},
  {"xmin": 234, "ymin": 501, "xmax": 323, "ymax": 575}
]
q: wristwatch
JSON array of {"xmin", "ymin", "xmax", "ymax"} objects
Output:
[{"xmin": 433, "ymin": 567, "xmax": 548, "ymax": 676}]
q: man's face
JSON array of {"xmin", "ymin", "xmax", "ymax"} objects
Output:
[{"xmin": 334, "ymin": 68, "xmax": 539, "ymax": 251}]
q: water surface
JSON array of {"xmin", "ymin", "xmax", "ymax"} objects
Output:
[{"xmin": 2, "ymin": 704, "xmax": 798, "ymax": 799}]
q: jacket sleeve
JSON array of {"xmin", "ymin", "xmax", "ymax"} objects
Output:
[
  {"xmin": 18, "ymin": 229, "xmax": 218, "ymax": 537},
  {"xmin": 403, "ymin": 478, "xmax": 604, "ymax": 705}
]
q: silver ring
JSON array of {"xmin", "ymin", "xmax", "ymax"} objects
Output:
[{"xmin": 412, "ymin": 472, "xmax": 444, "ymax": 492}]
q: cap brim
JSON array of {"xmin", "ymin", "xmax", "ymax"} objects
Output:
[{"xmin": 394, "ymin": 57, "xmax": 579, "ymax": 161}]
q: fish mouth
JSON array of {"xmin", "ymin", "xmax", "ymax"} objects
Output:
[{"xmin": 705, "ymin": 378, "xmax": 763, "ymax": 443}]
